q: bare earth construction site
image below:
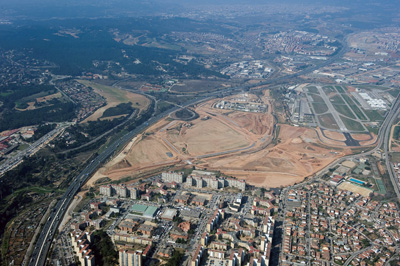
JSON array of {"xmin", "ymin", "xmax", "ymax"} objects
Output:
[{"xmin": 90, "ymin": 90, "xmax": 378, "ymax": 188}]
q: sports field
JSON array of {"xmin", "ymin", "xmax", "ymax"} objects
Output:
[{"xmin": 338, "ymin": 181, "xmax": 373, "ymax": 197}]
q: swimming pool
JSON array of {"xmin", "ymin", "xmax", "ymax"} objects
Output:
[{"xmin": 350, "ymin": 178, "xmax": 365, "ymax": 185}]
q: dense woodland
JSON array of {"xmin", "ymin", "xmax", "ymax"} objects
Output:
[
  {"xmin": 91, "ymin": 230, "xmax": 118, "ymax": 265},
  {"xmin": 0, "ymin": 100, "xmax": 74, "ymax": 131},
  {"xmin": 101, "ymin": 102, "xmax": 135, "ymax": 118},
  {"xmin": 0, "ymin": 18, "xmax": 228, "ymax": 78}
]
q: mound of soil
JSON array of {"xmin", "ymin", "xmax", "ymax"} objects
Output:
[{"xmin": 173, "ymin": 108, "xmax": 198, "ymax": 121}]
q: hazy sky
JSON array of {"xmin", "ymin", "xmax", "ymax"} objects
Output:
[{"xmin": 0, "ymin": 0, "xmax": 398, "ymax": 21}]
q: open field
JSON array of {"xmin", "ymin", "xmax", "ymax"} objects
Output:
[
  {"xmin": 323, "ymin": 130, "xmax": 347, "ymax": 141},
  {"xmin": 307, "ymin": 86, "xmax": 319, "ymax": 94},
  {"xmin": 341, "ymin": 94, "xmax": 367, "ymax": 120},
  {"xmin": 323, "ymin": 86, "xmax": 336, "ymax": 94},
  {"xmin": 364, "ymin": 109, "xmax": 384, "ymax": 121},
  {"xmin": 310, "ymin": 93, "xmax": 324, "ymax": 103},
  {"xmin": 330, "ymin": 94, "xmax": 346, "ymax": 105},
  {"xmin": 78, "ymin": 80, "xmax": 150, "ymax": 122},
  {"xmin": 341, "ymin": 116, "xmax": 365, "ymax": 132},
  {"xmin": 166, "ymin": 118, "xmax": 251, "ymax": 156},
  {"xmin": 318, "ymin": 113, "xmax": 340, "ymax": 130},
  {"xmin": 334, "ymin": 104, "xmax": 356, "ymax": 119},
  {"xmin": 169, "ymin": 80, "xmax": 231, "ymax": 93},
  {"xmin": 15, "ymin": 92, "xmax": 62, "ymax": 111},
  {"xmin": 312, "ymin": 102, "xmax": 329, "ymax": 114},
  {"xmin": 338, "ymin": 181, "xmax": 372, "ymax": 197},
  {"xmin": 88, "ymin": 92, "xmax": 378, "ymax": 188},
  {"xmin": 335, "ymin": 86, "xmax": 346, "ymax": 93},
  {"xmin": 124, "ymin": 136, "xmax": 176, "ymax": 166},
  {"xmin": 196, "ymin": 124, "xmax": 350, "ymax": 187},
  {"xmin": 306, "ymin": 85, "xmax": 383, "ymax": 134}
]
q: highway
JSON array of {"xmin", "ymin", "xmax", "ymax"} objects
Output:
[
  {"xmin": 382, "ymin": 97, "xmax": 400, "ymax": 200},
  {"xmin": 27, "ymin": 95, "xmax": 216, "ymax": 266},
  {"xmin": 0, "ymin": 123, "xmax": 69, "ymax": 176},
  {"xmin": 28, "ymin": 41, "xmax": 350, "ymax": 265}
]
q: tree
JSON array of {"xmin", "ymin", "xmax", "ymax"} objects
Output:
[{"xmin": 91, "ymin": 230, "xmax": 118, "ymax": 265}]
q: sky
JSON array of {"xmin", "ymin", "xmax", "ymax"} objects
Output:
[{"xmin": 0, "ymin": 0, "xmax": 398, "ymax": 20}]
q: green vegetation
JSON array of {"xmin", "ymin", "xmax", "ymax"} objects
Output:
[
  {"xmin": 318, "ymin": 114, "xmax": 340, "ymax": 130},
  {"xmin": 387, "ymin": 89, "xmax": 400, "ymax": 98},
  {"xmin": 381, "ymin": 172, "xmax": 398, "ymax": 199},
  {"xmin": 330, "ymin": 94, "xmax": 345, "ymax": 105},
  {"xmin": 312, "ymin": 102, "xmax": 329, "ymax": 114},
  {"xmin": 374, "ymin": 178, "xmax": 386, "ymax": 194},
  {"xmin": 91, "ymin": 230, "xmax": 118, "ymax": 265},
  {"xmin": 25, "ymin": 123, "xmax": 57, "ymax": 142},
  {"xmin": 101, "ymin": 103, "xmax": 135, "ymax": 118},
  {"xmin": 155, "ymin": 101, "xmax": 175, "ymax": 116},
  {"xmin": 1, "ymin": 224, "xmax": 11, "ymax": 261},
  {"xmin": 323, "ymin": 86, "xmax": 336, "ymax": 94},
  {"xmin": 78, "ymin": 80, "xmax": 130, "ymax": 104},
  {"xmin": 310, "ymin": 93, "xmax": 324, "ymax": 103},
  {"xmin": 54, "ymin": 118, "xmax": 125, "ymax": 151},
  {"xmin": 390, "ymin": 152, "xmax": 400, "ymax": 164},
  {"xmin": 390, "ymin": 259, "xmax": 400, "ymax": 266},
  {"xmin": 364, "ymin": 110, "xmax": 384, "ymax": 121},
  {"xmin": 0, "ymin": 21, "xmax": 227, "ymax": 78},
  {"xmin": 165, "ymin": 251, "xmax": 184, "ymax": 266},
  {"xmin": 174, "ymin": 108, "xmax": 197, "ymax": 121},
  {"xmin": 0, "ymin": 100, "xmax": 74, "ymax": 132},
  {"xmin": 307, "ymin": 86, "xmax": 319, "ymax": 94},
  {"xmin": 341, "ymin": 94, "xmax": 367, "ymax": 120},
  {"xmin": 393, "ymin": 126, "xmax": 400, "ymax": 140},
  {"xmin": 333, "ymin": 104, "xmax": 356, "ymax": 119},
  {"xmin": 365, "ymin": 125, "xmax": 379, "ymax": 135},
  {"xmin": 0, "ymin": 84, "xmax": 70, "ymax": 131},
  {"xmin": 340, "ymin": 116, "xmax": 365, "ymax": 131},
  {"xmin": 335, "ymin": 86, "xmax": 345, "ymax": 93},
  {"xmin": 0, "ymin": 84, "xmax": 56, "ymax": 110}
]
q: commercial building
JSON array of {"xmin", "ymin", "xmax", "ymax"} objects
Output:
[
  {"xmin": 181, "ymin": 209, "xmax": 202, "ymax": 220},
  {"xmin": 130, "ymin": 204, "xmax": 158, "ymax": 219},
  {"xmin": 160, "ymin": 208, "xmax": 177, "ymax": 221}
]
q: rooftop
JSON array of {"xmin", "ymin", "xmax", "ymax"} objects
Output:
[{"xmin": 131, "ymin": 204, "xmax": 148, "ymax": 214}]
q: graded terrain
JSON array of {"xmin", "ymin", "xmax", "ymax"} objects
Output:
[{"xmin": 89, "ymin": 91, "xmax": 378, "ymax": 188}]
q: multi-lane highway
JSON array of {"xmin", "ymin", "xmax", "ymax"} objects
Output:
[
  {"xmin": 0, "ymin": 123, "xmax": 69, "ymax": 176},
  {"xmin": 28, "ymin": 94, "xmax": 217, "ymax": 266},
  {"xmin": 28, "ymin": 41, "xmax": 352, "ymax": 265},
  {"xmin": 382, "ymin": 95, "xmax": 400, "ymax": 200}
]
